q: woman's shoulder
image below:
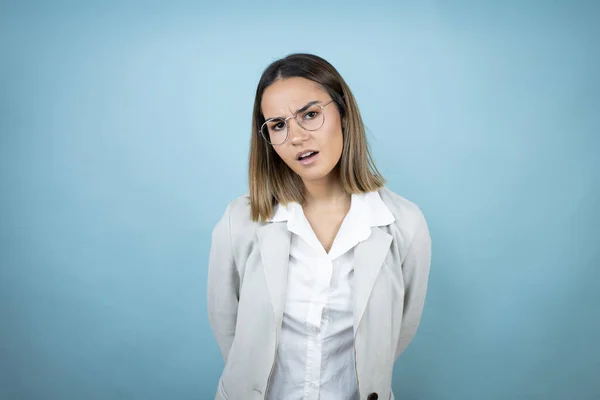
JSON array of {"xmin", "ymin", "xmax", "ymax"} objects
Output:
[
  {"xmin": 224, "ymin": 193, "xmax": 252, "ymax": 220},
  {"xmin": 217, "ymin": 193, "xmax": 262, "ymax": 235},
  {"xmin": 377, "ymin": 186, "xmax": 428, "ymax": 232},
  {"xmin": 218, "ymin": 188, "xmax": 428, "ymax": 234}
]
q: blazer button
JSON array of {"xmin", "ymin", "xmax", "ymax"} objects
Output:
[{"xmin": 367, "ymin": 393, "xmax": 378, "ymax": 400}]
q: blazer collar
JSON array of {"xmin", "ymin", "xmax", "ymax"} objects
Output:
[
  {"xmin": 352, "ymin": 227, "xmax": 393, "ymax": 333},
  {"xmin": 256, "ymin": 222, "xmax": 291, "ymax": 329}
]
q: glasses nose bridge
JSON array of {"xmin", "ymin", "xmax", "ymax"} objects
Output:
[
  {"xmin": 285, "ymin": 111, "xmax": 304, "ymax": 128},
  {"xmin": 285, "ymin": 113, "xmax": 308, "ymax": 140}
]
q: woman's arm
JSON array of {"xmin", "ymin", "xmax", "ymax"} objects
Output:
[
  {"xmin": 207, "ymin": 204, "xmax": 240, "ymax": 363},
  {"xmin": 395, "ymin": 210, "xmax": 432, "ymax": 359}
]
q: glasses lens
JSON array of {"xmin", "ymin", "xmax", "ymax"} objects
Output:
[
  {"xmin": 261, "ymin": 119, "xmax": 287, "ymax": 145},
  {"xmin": 297, "ymin": 104, "xmax": 325, "ymax": 131}
]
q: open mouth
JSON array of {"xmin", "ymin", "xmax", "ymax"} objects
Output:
[{"xmin": 297, "ymin": 151, "xmax": 319, "ymax": 161}]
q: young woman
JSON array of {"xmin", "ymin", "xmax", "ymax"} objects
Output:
[{"xmin": 207, "ymin": 53, "xmax": 432, "ymax": 400}]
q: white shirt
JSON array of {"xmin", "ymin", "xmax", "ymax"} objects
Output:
[{"xmin": 266, "ymin": 191, "xmax": 395, "ymax": 400}]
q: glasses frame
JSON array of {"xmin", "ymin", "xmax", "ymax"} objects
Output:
[{"xmin": 260, "ymin": 100, "xmax": 335, "ymax": 146}]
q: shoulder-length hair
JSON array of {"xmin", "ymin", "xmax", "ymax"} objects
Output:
[{"xmin": 249, "ymin": 53, "xmax": 385, "ymax": 222}]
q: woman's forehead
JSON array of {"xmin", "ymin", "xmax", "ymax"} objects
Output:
[{"xmin": 261, "ymin": 77, "xmax": 327, "ymax": 118}]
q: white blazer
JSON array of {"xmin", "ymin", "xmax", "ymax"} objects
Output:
[{"xmin": 207, "ymin": 187, "xmax": 432, "ymax": 400}]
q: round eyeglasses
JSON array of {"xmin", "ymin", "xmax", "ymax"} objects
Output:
[{"xmin": 260, "ymin": 100, "xmax": 334, "ymax": 145}]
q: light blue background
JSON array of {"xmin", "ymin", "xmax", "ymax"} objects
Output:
[{"xmin": 1, "ymin": 1, "xmax": 598, "ymax": 399}]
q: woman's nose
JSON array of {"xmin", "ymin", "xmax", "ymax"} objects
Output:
[{"xmin": 288, "ymin": 119, "xmax": 309, "ymax": 144}]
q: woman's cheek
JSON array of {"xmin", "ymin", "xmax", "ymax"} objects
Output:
[{"xmin": 276, "ymin": 149, "xmax": 295, "ymax": 169}]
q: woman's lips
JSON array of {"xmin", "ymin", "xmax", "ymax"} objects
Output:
[{"xmin": 297, "ymin": 151, "xmax": 319, "ymax": 165}]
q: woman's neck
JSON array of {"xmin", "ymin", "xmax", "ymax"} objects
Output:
[{"xmin": 302, "ymin": 171, "xmax": 349, "ymax": 210}]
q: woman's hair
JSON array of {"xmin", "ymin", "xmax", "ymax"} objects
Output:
[{"xmin": 249, "ymin": 53, "xmax": 385, "ymax": 222}]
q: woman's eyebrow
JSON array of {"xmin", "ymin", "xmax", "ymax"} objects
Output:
[
  {"xmin": 294, "ymin": 100, "xmax": 321, "ymax": 114},
  {"xmin": 265, "ymin": 100, "xmax": 322, "ymax": 120}
]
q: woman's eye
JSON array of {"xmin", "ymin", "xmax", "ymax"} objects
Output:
[
  {"xmin": 269, "ymin": 121, "xmax": 285, "ymax": 131},
  {"xmin": 303, "ymin": 111, "xmax": 319, "ymax": 120}
]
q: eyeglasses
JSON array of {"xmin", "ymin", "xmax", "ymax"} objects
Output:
[{"xmin": 260, "ymin": 100, "xmax": 334, "ymax": 145}]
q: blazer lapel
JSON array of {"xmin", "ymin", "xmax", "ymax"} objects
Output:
[
  {"xmin": 353, "ymin": 227, "xmax": 393, "ymax": 333},
  {"xmin": 257, "ymin": 222, "xmax": 291, "ymax": 327}
]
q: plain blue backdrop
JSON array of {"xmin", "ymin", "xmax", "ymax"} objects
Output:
[{"xmin": 1, "ymin": 1, "xmax": 598, "ymax": 399}]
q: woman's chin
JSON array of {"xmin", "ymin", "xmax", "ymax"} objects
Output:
[{"xmin": 297, "ymin": 169, "xmax": 337, "ymax": 184}]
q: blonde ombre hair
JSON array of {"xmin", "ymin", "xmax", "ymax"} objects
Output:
[{"xmin": 249, "ymin": 53, "xmax": 385, "ymax": 222}]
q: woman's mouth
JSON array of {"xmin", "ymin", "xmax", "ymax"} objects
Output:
[{"xmin": 296, "ymin": 151, "xmax": 319, "ymax": 165}]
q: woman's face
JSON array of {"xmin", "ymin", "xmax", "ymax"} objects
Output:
[{"xmin": 261, "ymin": 77, "xmax": 344, "ymax": 184}]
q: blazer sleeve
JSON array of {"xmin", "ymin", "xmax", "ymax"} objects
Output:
[
  {"xmin": 207, "ymin": 204, "xmax": 240, "ymax": 363},
  {"xmin": 395, "ymin": 209, "xmax": 432, "ymax": 359}
]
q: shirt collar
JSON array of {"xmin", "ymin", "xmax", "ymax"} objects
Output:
[{"xmin": 268, "ymin": 190, "xmax": 395, "ymax": 259}]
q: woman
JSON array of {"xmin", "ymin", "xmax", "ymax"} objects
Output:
[{"xmin": 207, "ymin": 53, "xmax": 432, "ymax": 400}]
